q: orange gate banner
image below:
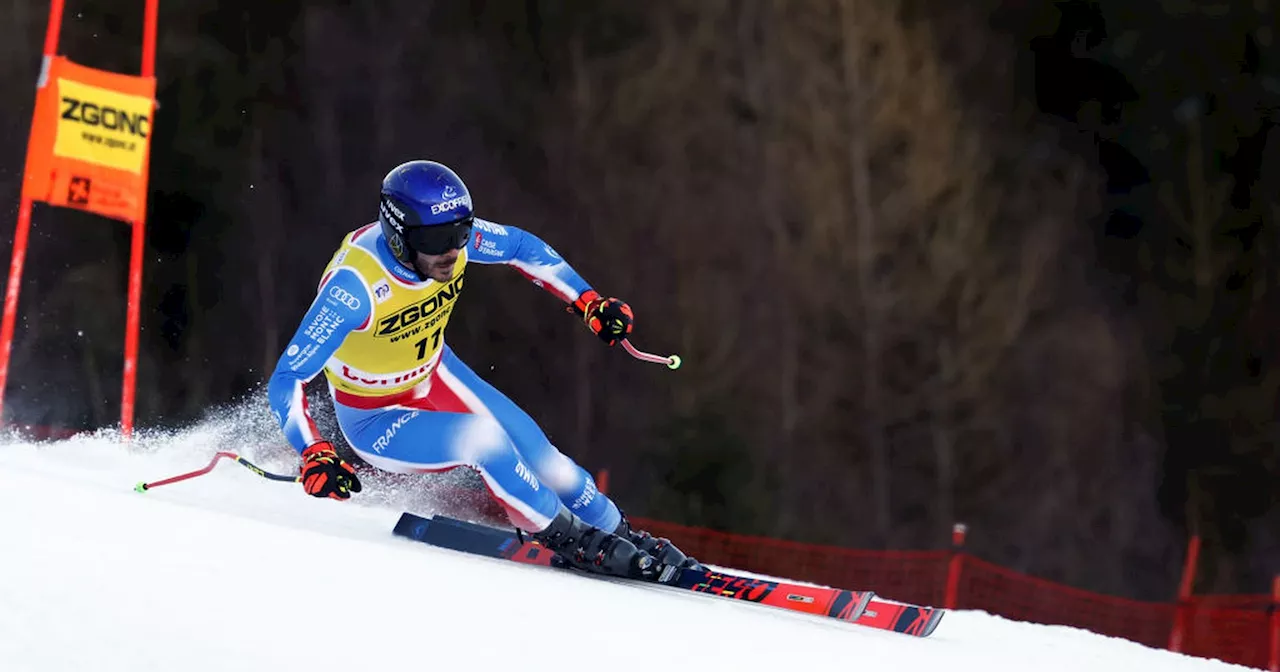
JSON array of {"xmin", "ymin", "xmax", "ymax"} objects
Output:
[{"xmin": 21, "ymin": 56, "xmax": 156, "ymax": 223}]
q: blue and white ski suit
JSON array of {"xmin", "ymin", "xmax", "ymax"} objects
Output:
[{"xmin": 266, "ymin": 220, "xmax": 619, "ymax": 533}]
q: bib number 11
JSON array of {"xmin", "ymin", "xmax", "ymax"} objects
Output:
[{"xmin": 414, "ymin": 327, "xmax": 443, "ymax": 360}]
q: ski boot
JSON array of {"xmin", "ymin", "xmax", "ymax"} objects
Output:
[
  {"xmin": 615, "ymin": 512, "xmax": 703, "ymax": 571},
  {"xmin": 532, "ymin": 506, "xmax": 666, "ymax": 581}
]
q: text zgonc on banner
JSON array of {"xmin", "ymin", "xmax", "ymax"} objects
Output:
[{"xmin": 21, "ymin": 56, "xmax": 156, "ymax": 223}]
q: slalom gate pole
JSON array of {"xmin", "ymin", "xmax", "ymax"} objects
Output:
[
  {"xmin": 134, "ymin": 451, "xmax": 299, "ymax": 492},
  {"xmin": 620, "ymin": 339, "xmax": 682, "ymax": 370}
]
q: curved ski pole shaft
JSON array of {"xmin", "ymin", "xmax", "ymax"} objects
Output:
[
  {"xmin": 135, "ymin": 451, "xmax": 299, "ymax": 492},
  {"xmin": 230, "ymin": 454, "xmax": 303, "ymax": 483},
  {"xmin": 620, "ymin": 339, "xmax": 682, "ymax": 370}
]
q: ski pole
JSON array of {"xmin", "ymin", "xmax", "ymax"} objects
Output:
[
  {"xmin": 621, "ymin": 339, "xmax": 682, "ymax": 370},
  {"xmin": 134, "ymin": 451, "xmax": 299, "ymax": 492}
]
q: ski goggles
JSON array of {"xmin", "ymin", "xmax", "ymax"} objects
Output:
[{"xmin": 405, "ymin": 218, "xmax": 473, "ymax": 256}]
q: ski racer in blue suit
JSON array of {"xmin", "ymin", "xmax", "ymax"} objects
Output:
[{"xmin": 266, "ymin": 160, "xmax": 695, "ymax": 580}]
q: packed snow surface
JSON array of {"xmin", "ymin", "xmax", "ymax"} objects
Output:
[{"xmin": 0, "ymin": 411, "xmax": 1256, "ymax": 671}]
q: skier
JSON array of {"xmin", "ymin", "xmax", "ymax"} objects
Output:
[{"xmin": 266, "ymin": 160, "xmax": 695, "ymax": 581}]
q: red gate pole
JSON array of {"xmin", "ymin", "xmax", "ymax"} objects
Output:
[
  {"xmin": 0, "ymin": 0, "xmax": 67, "ymax": 427},
  {"xmin": 1268, "ymin": 574, "xmax": 1278, "ymax": 672},
  {"xmin": 120, "ymin": 0, "xmax": 160, "ymax": 437},
  {"xmin": 1169, "ymin": 535, "xmax": 1201, "ymax": 652},
  {"xmin": 944, "ymin": 523, "xmax": 967, "ymax": 609}
]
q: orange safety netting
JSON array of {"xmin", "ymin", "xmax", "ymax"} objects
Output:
[
  {"xmin": 631, "ymin": 516, "xmax": 949, "ymax": 606},
  {"xmin": 1182, "ymin": 595, "xmax": 1274, "ymax": 670},
  {"xmin": 417, "ymin": 482, "xmax": 1273, "ymax": 669},
  {"xmin": 956, "ymin": 555, "xmax": 1175, "ymax": 647},
  {"xmin": 628, "ymin": 516, "xmax": 1274, "ymax": 670}
]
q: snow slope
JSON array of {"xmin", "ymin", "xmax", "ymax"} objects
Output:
[{"xmin": 0, "ymin": 412, "xmax": 1258, "ymax": 672}]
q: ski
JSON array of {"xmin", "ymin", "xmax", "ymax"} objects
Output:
[{"xmin": 393, "ymin": 512, "xmax": 942, "ymax": 636}]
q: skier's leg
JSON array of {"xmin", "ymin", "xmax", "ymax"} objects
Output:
[
  {"xmin": 429, "ymin": 346, "xmax": 698, "ymax": 569},
  {"xmin": 429, "ymin": 346, "xmax": 621, "ymax": 532},
  {"xmin": 333, "ymin": 397, "xmax": 662, "ymax": 578},
  {"xmin": 332, "ymin": 400, "xmax": 560, "ymax": 532}
]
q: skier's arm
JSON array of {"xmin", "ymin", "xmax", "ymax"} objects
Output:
[
  {"xmin": 466, "ymin": 219, "xmax": 634, "ymax": 345},
  {"xmin": 465, "ymin": 219, "xmax": 592, "ymax": 303},
  {"xmin": 266, "ymin": 268, "xmax": 372, "ymax": 453}
]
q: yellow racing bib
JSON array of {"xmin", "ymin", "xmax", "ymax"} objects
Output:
[{"xmin": 321, "ymin": 226, "xmax": 467, "ymax": 397}]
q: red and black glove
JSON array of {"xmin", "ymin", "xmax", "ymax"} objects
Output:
[
  {"xmin": 300, "ymin": 441, "xmax": 362, "ymax": 500},
  {"xmin": 572, "ymin": 290, "xmax": 633, "ymax": 346}
]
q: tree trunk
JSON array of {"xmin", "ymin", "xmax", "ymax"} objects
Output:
[
  {"xmin": 932, "ymin": 340, "xmax": 956, "ymax": 536},
  {"xmin": 738, "ymin": 0, "xmax": 801, "ymax": 528},
  {"xmin": 840, "ymin": 0, "xmax": 892, "ymax": 542}
]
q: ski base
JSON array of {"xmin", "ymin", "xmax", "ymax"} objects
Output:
[{"xmin": 393, "ymin": 512, "xmax": 942, "ymax": 637}]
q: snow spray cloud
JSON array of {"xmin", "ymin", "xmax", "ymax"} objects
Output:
[{"xmin": 0, "ymin": 387, "xmax": 504, "ymax": 525}]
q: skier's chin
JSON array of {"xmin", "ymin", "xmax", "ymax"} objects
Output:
[
  {"xmin": 427, "ymin": 266, "xmax": 455, "ymax": 282},
  {"xmin": 412, "ymin": 252, "xmax": 457, "ymax": 282}
]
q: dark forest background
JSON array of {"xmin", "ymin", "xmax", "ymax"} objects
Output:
[{"xmin": 1, "ymin": 0, "xmax": 1276, "ymax": 601}]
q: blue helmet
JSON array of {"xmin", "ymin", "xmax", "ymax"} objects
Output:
[{"xmin": 378, "ymin": 160, "xmax": 474, "ymax": 264}]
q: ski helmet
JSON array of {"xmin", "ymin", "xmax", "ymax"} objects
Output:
[{"xmin": 378, "ymin": 160, "xmax": 474, "ymax": 265}]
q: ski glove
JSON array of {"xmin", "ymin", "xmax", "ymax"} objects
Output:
[
  {"xmin": 572, "ymin": 290, "xmax": 633, "ymax": 346},
  {"xmin": 300, "ymin": 442, "xmax": 362, "ymax": 500}
]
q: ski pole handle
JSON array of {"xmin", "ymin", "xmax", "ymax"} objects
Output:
[
  {"xmin": 621, "ymin": 339, "xmax": 682, "ymax": 370},
  {"xmin": 134, "ymin": 451, "xmax": 299, "ymax": 492}
]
